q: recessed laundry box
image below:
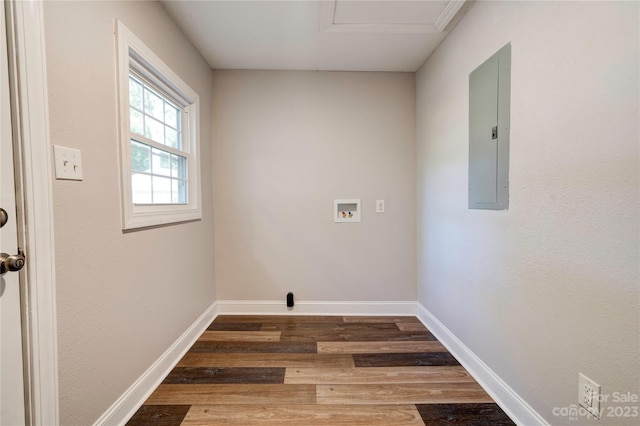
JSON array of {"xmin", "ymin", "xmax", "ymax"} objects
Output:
[{"xmin": 334, "ymin": 199, "xmax": 361, "ymax": 223}]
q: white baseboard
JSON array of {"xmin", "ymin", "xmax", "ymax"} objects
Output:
[
  {"xmin": 416, "ymin": 303, "xmax": 548, "ymax": 426},
  {"xmin": 93, "ymin": 302, "xmax": 218, "ymax": 426},
  {"xmin": 216, "ymin": 300, "xmax": 417, "ymax": 316}
]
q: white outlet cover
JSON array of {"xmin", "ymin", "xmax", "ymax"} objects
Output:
[
  {"xmin": 376, "ymin": 199, "xmax": 385, "ymax": 213},
  {"xmin": 578, "ymin": 373, "xmax": 601, "ymax": 418},
  {"xmin": 54, "ymin": 145, "xmax": 83, "ymax": 180}
]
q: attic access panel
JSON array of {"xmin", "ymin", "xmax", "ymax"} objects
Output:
[{"xmin": 469, "ymin": 43, "xmax": 511, "ymax": 210}]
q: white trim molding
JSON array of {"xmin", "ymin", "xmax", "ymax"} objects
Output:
[
  {"xmin": 93, "ymin": 302, "xmax": 218, "ymax": 426},
  {"xmin": 416, "ymin": 303, "xmax": 549, "ymax": 426},
  {"xmin": 319, "ymin": 0, "xmax": 469, "ymax": 34},
  {"xmin": 216, "ymin": 300, "xmax": 417, "ymax": 316},
  {"xmin": 4, "ymin": 1, "xmax": 59, "ymax": 424},
  {"xmin": 433, "ymin": 0, "xmax": 469, "ymax": 32}
]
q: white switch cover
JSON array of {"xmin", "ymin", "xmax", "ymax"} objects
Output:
[
  {"xmin": 54, "ymin": 145, "xmax": 83, "ymax": 180},
  {"xmin": 376, "ymin": 200, "xmax": 385, "ymax": 213}
]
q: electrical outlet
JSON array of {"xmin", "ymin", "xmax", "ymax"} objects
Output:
[
  {"xmin": 376, "ymin": 200, "xmax": 385, "ymax": 213},
  {"xmin": 579, "ymin": 373, "xmax": 601, "ymax": 418},
  {"xmin": 53, "ymin": 145, "xmax": 83, "ymax": 180}
]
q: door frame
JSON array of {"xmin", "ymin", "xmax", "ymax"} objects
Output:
[{"xmin": 4, "ymin": 1, "xmax": 58, "ymax": 424}]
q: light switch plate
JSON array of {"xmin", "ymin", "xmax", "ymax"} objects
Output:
[{"xmin": 54, "ymin": 145, "xmax": 83, "ymax": 180}]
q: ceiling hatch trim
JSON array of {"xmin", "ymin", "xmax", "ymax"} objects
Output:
[{"xmin": 319, "ymin": 0, "xmax": 468, "ymax": 34}]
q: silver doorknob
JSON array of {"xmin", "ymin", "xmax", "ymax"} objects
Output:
[
  {"xmin": 1, "ymin": 251, "xmax": 26, "ymax": 275},
  {"xmin": 0, "ymin": 208, "xmax": 7, "ymax": 228}
]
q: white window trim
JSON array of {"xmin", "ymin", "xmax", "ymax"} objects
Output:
[{"xmin": 115, "ymin": 20, "xmax": 201, "ymax": 230}]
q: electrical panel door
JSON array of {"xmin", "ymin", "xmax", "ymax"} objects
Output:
[{"xmin": 469, "ymin": 43, "xmax": 511, "ymax": 210}]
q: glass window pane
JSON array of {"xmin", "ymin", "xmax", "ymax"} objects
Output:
[
  {"xmin": 171, "ymin": 154, "xmax": 187, "ymax": 179},
  {"xmin": 152, "ymin": 148, "xmax": 171, "ymax": 177},
  {"xmin": 131, "ymin": 173, "xmax": 151, "ymax": 204},
  {"xmin": 152, "ymin": 176, "xmax": 171, "ymax": 204},
  {"xmin": 144, "ymin": 117, "xmax": 164, "ymax": 144},
  {"xmin": 165, "ymin": 103, "xmax": 178, "ymax": 129},
  {"xmin": 165, "ymin": 127, "xmax": 179, "ymax": 149},
  {"xmin": 144, "ymin": 87, "xmax": 164, "ymax": 121},
  {"xmin": 127, "ymin": 70, "xmax": 192, "ymax": 209},
  {"xmin": 130, "ymin": 108, "xmax": 144, "ymax": 135},
  {"xmin": 129, "ymin": 77, "xmax": 143, "ymax": 110},
  {"xmin": 172, "ymin": 179, "xmax": 188, "ymax": 204},
  {"xmin": 131, "ymin": 140, "xmax": 151, "ymax": 173}
]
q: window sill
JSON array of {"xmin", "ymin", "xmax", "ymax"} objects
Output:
[{"xmin": 122, "ymin": 205, "xmax": 202, "ymax": 230}]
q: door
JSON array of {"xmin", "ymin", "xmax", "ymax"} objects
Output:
[{"xmin": 1, "ymin": 1, "xmax": 27, "ymax": 423}]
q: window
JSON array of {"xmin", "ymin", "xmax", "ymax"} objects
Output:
[{"xmin": 116, "ymin": 20, "xmax": 201, "ymax": 229}]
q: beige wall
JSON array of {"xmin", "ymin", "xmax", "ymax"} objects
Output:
[
  {"xmin": 42, "ymin": 0, "xmax": 639, "ymax": 423},
  {"xmin": 212, "ymin": 71, "xmax": 416, "ymax": 303},
  {"xmin": 416, "ymin": 1, "xmax": 639, "ymax": 424},
  {"xmin": 43, "ymin": 1, "xmax": 215, "ymax": 424}
]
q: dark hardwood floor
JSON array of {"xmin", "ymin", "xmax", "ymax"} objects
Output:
[{"xmin": 127, "ymin": 315, "xmax": 515, "ymax": 425}]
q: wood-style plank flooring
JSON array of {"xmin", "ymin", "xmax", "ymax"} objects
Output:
[{"xmin": 127, "ymin": 315, "xmax": 514, "ymax": 425}]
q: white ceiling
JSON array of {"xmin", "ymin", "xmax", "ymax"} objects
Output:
[{"xmin": 161, "ymin": 0, "xmax": 472, "ymax": 72}]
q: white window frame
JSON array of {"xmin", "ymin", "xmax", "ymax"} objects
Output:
[{"xmin": 115, "ymin": 20, "xmax": 201, "ymax": 230}]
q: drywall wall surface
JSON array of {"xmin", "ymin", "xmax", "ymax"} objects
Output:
[
  {"xmin": 43, "ymin": 1, "xmax": 215, "ymax": 424},
  {"xmin": 416, "ymin": 1, "xmax": 638, "ymax": 424},
  {"xmin": 212, "ymin": 70, "xmax": 416, "ymax": 303}
]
